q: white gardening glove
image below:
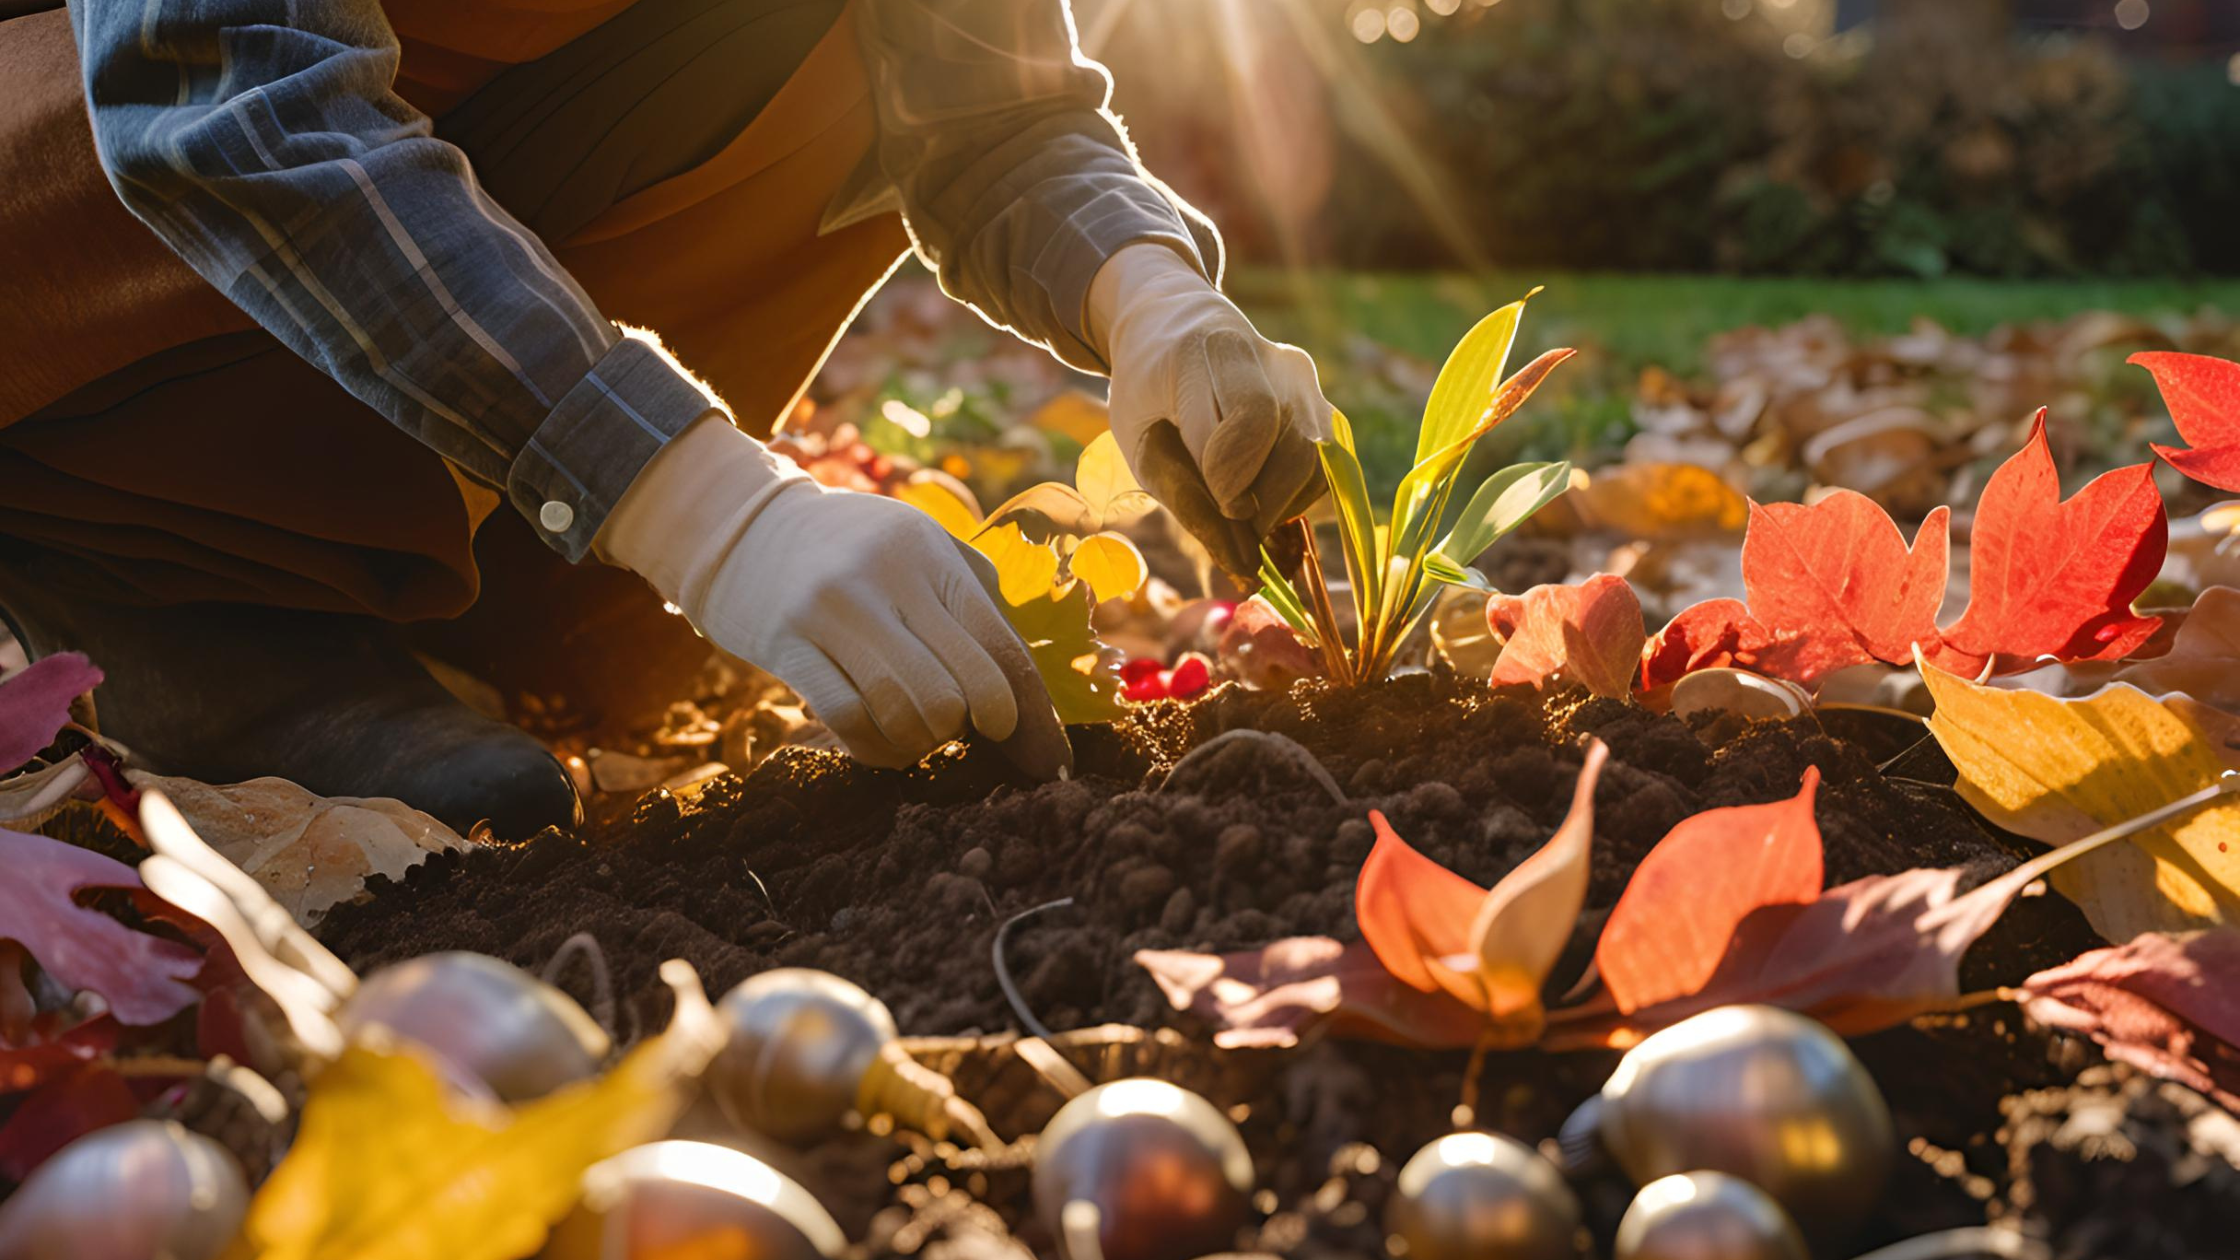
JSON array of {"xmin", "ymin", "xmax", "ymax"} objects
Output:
[
  {"xmin": 597, "ymin": 416, "xmax": 1069, "ymax": 777},
  {"xmin": 1091, "ymin": 243, "xmax": 1332, "ymax": 578}
]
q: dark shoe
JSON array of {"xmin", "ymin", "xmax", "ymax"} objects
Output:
[{"xmin": 0, "ymin": 565, "xmax": 579, "ymax": 839}]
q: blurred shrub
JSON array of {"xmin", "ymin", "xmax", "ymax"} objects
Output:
[{"xmin": 1110, "ymin": 0, "xmax": 2240, "ymax": 278}]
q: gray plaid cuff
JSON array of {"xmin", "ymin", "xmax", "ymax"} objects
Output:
[
  {"xmin": 1042, "ymin": 186, "xmax": 1223, "ymax": 373},
  {"xmin": 506, "ymin": 336, "xmax": 721, "ymax": 562}
]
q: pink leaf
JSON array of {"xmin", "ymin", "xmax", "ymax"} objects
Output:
[
  {"xmin": 0, "ymin": 653, "xmax": 102, "ymax": 774},
  {"xmin": 2133, "ymin": 351, "xmax": 2240, "ymax": 492},
  {"xmin": 1595, "ymin": 768, "xmax": 1825, "ymax": 1014},
  {"xmin": 2014, "ymin": 929, "xmax": 2240, "ymax": 1110},
  {"xmin": 1933, "ymin": 412, "xmax": 2165, "ymax": 671},
  {"xmin": 1488, "ymin": 576, "xmax": 1648, "ymax": 698},
  {"xmin": 1135, "ymin": 937, "xmax": 1483, "ymax": 1050},
  {"xmin": 0, "ymin": 829, "xmax": 201, "ymax": 1025}
]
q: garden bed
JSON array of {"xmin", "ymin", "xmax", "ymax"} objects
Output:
[{"xmin": 314, "ymin": 678, "xmax": 2236, "ymax": 1258}]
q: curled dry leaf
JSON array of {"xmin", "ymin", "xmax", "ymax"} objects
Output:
[
  {"xmin": 1133, "ymin": 937, "xmax": 1483, "ymax": 1051},
  {"xmin": 1356, "ymin": 742, "xmax": 1608, "ymax": 1041},
  {"xmin": 1572, "ymin": 462, "xmax": 1747, "ymax": 540},
  {"xmin": 128, "ymin": 773, "xmax": 465, "ymax": 928},
  {"xmin": 1486, "ymin": 576, "xmax": 1646, "ymax": 698},
  {"xmin": 1666, "ymin": 668, "xmax": 1813, "ymax": 722},
  {"xmin": 0, "ymin": 653, "xmax": 101, "ymax": 774},
  {"xmin": 2013, "ymin": 929, "xmax": 2240, "ymax": 1111},
  {"xmin": 0, "ymin": 828, "xmax": 201, "ymax": 1026},
  {"xmin": 1594, "ymin": 768, "xmax": 1824, "ymax": 1014},
  {"xmin": 2101, "ymin": 585, "xmax": 2240, "ymax": 714},
  {"xmin": 1217, "ymin": 598, "xmax": 1323, "ymax": 691},
  {"xmin": 2132, "ymin": 351, "xmax": 2240, "ymax": 493},
  {"xmin": 1921, "ymin": 659, "xmax": 2240, "ymax": 942},
  {"xmin": 1642, "ymin": 415, "xmax": 2165, "ymax": 690},
  {"xmin": 236, "ymin": 961, "xmax": 724, "ymax": 1260}
]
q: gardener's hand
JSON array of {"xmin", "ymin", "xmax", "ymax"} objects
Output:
[
  {"xmin": 1091, "ymin": 243, "xmax": 1332, "ymax": 579},
  {"xmin": 597, "ymin": 417, "xmax": 1070, "ymax": 777}
]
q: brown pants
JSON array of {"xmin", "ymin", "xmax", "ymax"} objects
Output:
[{"xmin": 0, "ymin": 0, "xmax": 906, "ymax": 625}]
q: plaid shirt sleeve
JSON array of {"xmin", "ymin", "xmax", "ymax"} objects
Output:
[
  {"xmin": 855, "ymin": 0, "xmax": 1225, "ymax": 374},
  {"xmin": 67, "ymin": 0, "xmax": 718, "ymax": 561}
]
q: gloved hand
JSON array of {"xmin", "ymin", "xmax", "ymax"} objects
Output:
[
  {"xmin": 1091, "ymin": 243, "xmax": 1332, "ymax": 579},
  {"xmin": 597, "ymin": 416, "xmax": 1069, "ymax": 777}
]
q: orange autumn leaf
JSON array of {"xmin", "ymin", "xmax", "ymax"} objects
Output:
[
  {"xmin": 1595, "ymin": 769, "xmax": 1825, "ymax": 1014},
  {"xmin": 1354, "ymin": 813, "xmax": 1484, "ymax": 1008},
  {"xmin": 1356, "ymin": 742, "xmax": 1607, "ymax": 1031},
  {"xmin": 1486, "ymin": 576, "xmax": 1646, "ymax": 698}
]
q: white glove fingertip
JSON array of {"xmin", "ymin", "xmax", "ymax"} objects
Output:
[{"xmin": 781, "ymin": 651, "xmax": 913, "ymax": 770}]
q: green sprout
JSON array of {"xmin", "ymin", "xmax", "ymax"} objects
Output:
[{"xmin": 1258, "ymin": 292, "xmax": 1576, "ymax": 683}]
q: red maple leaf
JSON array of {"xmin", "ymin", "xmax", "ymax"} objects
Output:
[
  {"xmin": 1642, "ymin": 414, "xmax": 2164, "ymax": 689},
  {"xmin": 1932, "ymin": 411, "xmax": 2165, "ymax": 672},
  {"xmin": 2132, "ymin": 351, "xmax": 2240, "ymax": 493}
]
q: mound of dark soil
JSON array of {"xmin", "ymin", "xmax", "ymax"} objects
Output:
[{"xmin": 316, "ymin": 677, "xmax": 2221, "ymax": 1259}]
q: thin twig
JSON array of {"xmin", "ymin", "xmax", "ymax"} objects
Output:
[{"xmin": 993, "ymin": 897, "xmax": 1075, "ymax": 1042}]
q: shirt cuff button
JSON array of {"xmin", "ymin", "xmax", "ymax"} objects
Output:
[{"xmin": 539, "ymin": 500, "xmax": 576, "ymax": 533}]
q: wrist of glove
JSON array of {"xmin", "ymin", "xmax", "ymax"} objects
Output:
[
  {"xmin": 1090, "ymin": 243, "xmax": 1331, "ymax": 579},
  {"xmin": 595, "ymin": 416, "xmax": 1068, "ymax": 777}
]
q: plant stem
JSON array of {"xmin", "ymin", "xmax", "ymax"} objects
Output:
[{"xmin": 1293, "ymin": 520, "xmax": 1355, "ymax": 685}]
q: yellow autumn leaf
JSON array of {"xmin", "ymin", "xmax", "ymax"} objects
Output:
[
  {"xmin": 1070, "ymin": 531, "xmax": 1147, "ymax": 604},
  {"xmin": 1072, "ymin": 430, "xmax": 1155, "ymax": 529},
  {"xmin": 230, "ymin": 962, "xmax": 722, "ymax": 1260},
  {"xmin": 1001, "ymin": 582, "xmax": 1126, "ymax": 724},
  {"xmin": 1025, "ymin": 389, "xmax": 1113, "ymax": 445},
  {"xmin": 1920, "ymin": 659, "xmax": 2240, "ymax": 941},
  {"xmin": 895, "ymin": 476, "xmax": 981, "ymax": 542},
  {"xmin": 970, "ymin": 521, "xmax": 1064, "ymax": 606}
]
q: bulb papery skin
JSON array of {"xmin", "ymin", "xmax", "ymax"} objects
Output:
[
  {"xmin": 1032, "ymin": 1079, "xmax": 1254, "ymax": 1260},
  {"xmin": 339, "ymin": 951, "xmax": 610, "ymax": 1102},
  {"xmin": 1614, "ymin": 1171, "xmax": 1811, "ymax": 1260},
  {"xmin": 0, "ymin": 1120, "xmax": 249, "ymax": 1260},
  {"xmin": 1599, "ymin": 1005, "xmax": 1893, "ymax": 1231},
  {"xmin": 544, "ymin": 1140, "xmax": 846, "ymax": 1260},
  {"xmin": 1387, "ymin": 1130, "xmax": 1584, "ymax": 1260},
  {"xmin": 708, "ymin": 968, "xmax": 897, "ymax": 1143}
]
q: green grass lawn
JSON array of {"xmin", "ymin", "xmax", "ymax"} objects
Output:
[
  {"xmin": 1230, "ymin": 268, "xmax": 2240, "ymax": 492},
  {"xmin": 1234, "ymin": 268, "xmax": 2240, "ymax": 375}
]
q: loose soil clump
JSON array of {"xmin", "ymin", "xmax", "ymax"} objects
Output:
[{"xmin": 317, "ymin": 677, "xmax": 2226, "ymax": 1258}]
